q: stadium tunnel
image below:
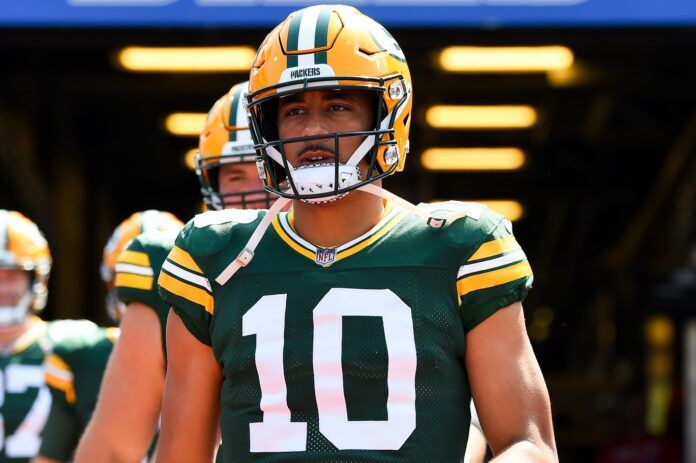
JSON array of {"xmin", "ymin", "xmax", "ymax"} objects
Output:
[{"xmin": 0, "ymin": 5, "xmax": 695, "ymax": 462}]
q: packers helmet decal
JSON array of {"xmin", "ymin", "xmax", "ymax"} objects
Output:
[
  {"xmin": 247, "ymin": 4, "xmax": 413, "ymax": 204},
  {"xmin": 0, "ymin": 210, "xmax": 52, "ymax": 325},
  {"xmin": 101, "ymin": 210, "xmax": 183, "ymax": 321},
  {"xmin": 196, "ymin": 81, "xmax": 276, "ymax": 210}
]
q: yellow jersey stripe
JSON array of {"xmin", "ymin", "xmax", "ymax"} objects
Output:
[
  {"xmin": 159, "ymin": 271, "xmax": 214, "ymax": 314},
  {"xmin": 272, "ymin": 218, "xmax": 315, "ymax": 260},
  {"xmin": 457, "ymin": 260, "xmax": 532, "ymax": 299},
  {"xmin": 168, "ymin": 245, "xmax": 204, "ymax": 274},
  {"xmin": 45, "ymin": 354, "xmax": 76, "ymax": 404},
  {"xmin": 336, "ymin": 210, "xmax": 407, "ymax": 262},
  {"xmin": 44, "ymin": 373, "xmax": 76, "ymax": 404},
  {"xmin": 118, "ymin": 250, "xmax": 150, "ymax": 267},
  {"xmin": 45, "ymin": 354, "xmax": 71, "ymax": 375},
  {"xmin": 468, "ymin": 235, "xmax": 520, "ymax": 261},
  {"xmin": 115, "ymin": 273, "xmax": 153, "ymax": 291}
]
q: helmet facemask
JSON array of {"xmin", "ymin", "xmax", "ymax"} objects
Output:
[
  {"xmin": 248, "ymin": 76, "xmax": 410, "ymax": 204},
  {"xmin": 195, "ymin": 150, "xmax": 275, "ymax": 210}
]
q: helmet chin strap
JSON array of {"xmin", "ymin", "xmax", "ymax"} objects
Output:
[
  {"xmin": 216, "ymin": 196, "xmax": 292, "ymax": 285},
  {"xmin": 0, "ymin": 292, "xmax": 34, "ymax": 328},
  {"xmin": 215, "ymin": 183, "xmax": 449, "ymax": 285}
]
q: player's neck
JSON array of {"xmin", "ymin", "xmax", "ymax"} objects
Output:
[
  {"xmin": 0, "ymin": 318, "xmax": 34, "ymax": 350},
  {"xmin": 291, "ymin": 188, "xmax": 385, "ymax": 249}
]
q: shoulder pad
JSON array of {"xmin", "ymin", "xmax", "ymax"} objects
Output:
[
  {"xmin": 193, "ymin": 209, "xmax": 259, "ymax": 228},
  {"xmin": 435, "ymin": 202, "xmax": 510, "ymax": 250},
  {"xmin": 178, "ymin": 210, "xmax": 262, "ymax": 258},
  {"xmin": 132, "ymin": 230, "xmax": 176, "ymax": 253},
  {"xmin": 46, "ymin": 319, "xmax": 99, "ymax": 347},
  {"xmin": 136, "ymin": 228, "xmax": 179, "ymax": 246}
]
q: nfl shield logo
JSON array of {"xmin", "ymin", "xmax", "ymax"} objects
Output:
[{"xmin": 315, "ymin": 248, "xmax": 336, "ymax": 267}]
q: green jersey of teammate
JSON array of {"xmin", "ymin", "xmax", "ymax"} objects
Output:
[
  {"xmin": 41, "ymin": 322, "xmax": 119, "ymax": 461},
  {"xmin": 158, "ymin": 202, "xmax": 533, "ymax": 463},
  {"xmin": 0, "ymin": 319, "xmax": 105, "ymax": 463},
  {"xmin": 114, "ymin": 230, "xmax": 177, "ymax": 357},
  {"xmin": 0, "ymin": 319, "xmax": 55, "ymax": 463}
]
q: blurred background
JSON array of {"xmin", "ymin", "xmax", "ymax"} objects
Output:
[{"xmin": 1, "ymin": 1, "xmax": 695, "ymax": 461}]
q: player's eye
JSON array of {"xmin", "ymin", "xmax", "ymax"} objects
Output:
[
  {"xmin": 328, "ymin": 103, "xmax": 348, "ymax": 111},
  {"xmin": 284, "ymin": 106, "xmax": 304, "ymax": 116}
]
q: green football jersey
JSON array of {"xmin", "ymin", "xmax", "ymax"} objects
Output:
[
  {"xmin": 0, "ymin": 319, "xmax": 103, "ymax": 463},
  {"xmin": 158, "ymin": 202, "xmax": 533, "ymax": 463},
  {"xmin": 40, "ymin": 321, "xmax": 119, "ymax": 461},
  {"xmin": 115, "ymin": 230, "xmax": 178, "ymax": 357}
]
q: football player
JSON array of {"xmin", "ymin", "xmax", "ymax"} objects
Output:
[
  {"xmin": 74, "ymin": 83, "xmax": 268, "ymax": 463},
  {"xmin": 33, "ymin": 325, "xmax": 118, "ymax": 463},
  {"xmin": 0, "ymin": 210, "xmax": 92, "ymax": 463},
  {"xmin": 157, "ymin": 5, "xmax": 557, "ymax": 463},
  {"xmin": 33, "ymin": 210, "xmax": 182, "ymax": 463}
]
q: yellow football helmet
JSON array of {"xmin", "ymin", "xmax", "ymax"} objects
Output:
[
  {"xmin": 247, "ymin": 4, "xmax": 413, "ymax": 203},
  {"xmin": 0, "ymin": 210, "xmax": 51, "ymax": 325},
  {"xmin": 101, "ymin": 210, "xmax": 183, "ymax": 321},
  {"xmin": 197, "ymin": 81, "xmax": 275, "ymax": 210}
]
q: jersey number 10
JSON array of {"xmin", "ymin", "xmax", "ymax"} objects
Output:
[{"xmin": 243, "ymin": 288, "xmax": 417, "ymax": 453}]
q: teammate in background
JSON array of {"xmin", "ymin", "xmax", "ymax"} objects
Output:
[
  {"xmin": 32, "ymin": 325, "xmax": 118, "ymax": 463},
  {"xmin": 157, "ymin": 5, "xmax": 556, "ymax": 463},
  {"xmin": 75, "ymin": 83, "xmax": 271, "ymax": 463},
  {"xmin": 32, "ymin": 210, "xmax": 182, "ymax": 463},
  {"xmin": 66, "ymin": 210, "xmax": 182, "ymax": 462},
  {"xmin": 0, "ymin": 210, "xmax": 87, "ymax": 463}
]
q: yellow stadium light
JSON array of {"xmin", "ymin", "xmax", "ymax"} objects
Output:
[
  {"xmin": 439, "ymin": 46, "xmax": 574, "ymax": 73},
  {"xmin": 184, "ymin": 148, "xmax": 198, "ymax": 171},
  {"xmin": 116, "ymin": 46, "xmax": 256, "ymax": 73},
  {"xmin": 431, "ymin": 200, "xmax": 524, "ymax": 222},
  {"xmin": 421, "ymin": 148, "xmax": 526, "ymax": 171},
  {"xmin": 645, "ymin": 315, "xmax": 675, "ymax": 347},
  {"xmin": 165, "ymin": 112, "xmax": 207, "ymax": 136},
  {"xmin": 479, "ymin": 200, "xmax": 524, "ymax": 221},
  {"xmin": 426, "ymin": 105, "xmax": 537, "ymax": 129}
]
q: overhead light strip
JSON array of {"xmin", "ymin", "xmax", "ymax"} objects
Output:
[
  {"xmin": 117, "ymin": 46, "xmax": 256, "ymax": 72},
  {"xmin": 439, "ymin": 46, "xmax": 574, "ymax": 73},
  {"xmin": 421, "ymin": 148, "xmax": 526, "ymax": 171},
  {"xmin": 165, "ymin": 112, "xmax": 207, "ymax": 136},
  {"xmin": 426, "ymin": 105, "xmax": 537, "ymax": 129}
]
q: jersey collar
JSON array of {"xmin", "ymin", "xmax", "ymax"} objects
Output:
[{"xmin": 272, "ymin": 202, "xmax": 406, "ymax": 267}]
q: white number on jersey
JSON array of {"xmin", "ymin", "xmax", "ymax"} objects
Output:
[
  {"xmin": 0, "ymin": 365, "xmax": 52, "ymax": 458},
  {"xmin": 243, "ymin": 288, "xmax": 417, "ymax": 453}
]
